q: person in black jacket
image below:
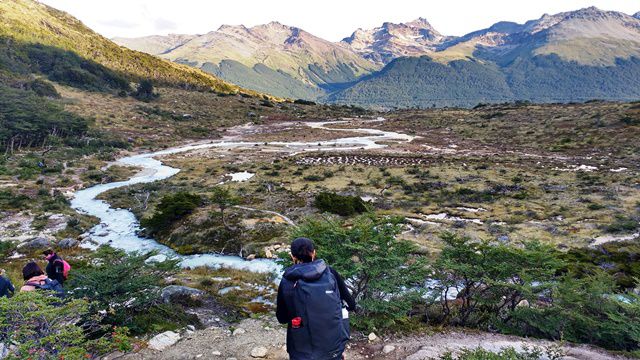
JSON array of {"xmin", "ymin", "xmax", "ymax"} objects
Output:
[
  {"xmin": 43, "ymin": 249, "xmax": 65, "ymax": 286},
  {"xmin": 276, "ymin": 237, "xmax": 356, "ymax": 360},
  {"xmin": 0, "ymin": 268, "xmax": 15, "ymax": 298}
]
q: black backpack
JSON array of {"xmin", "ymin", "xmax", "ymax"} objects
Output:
[
  {"xmin": 26, "ymin": 278, "xmax": 65, "ymax": 299},
  {"xmin": 291, "ymin": 267, "xmax": 349, "ymax": 359}
]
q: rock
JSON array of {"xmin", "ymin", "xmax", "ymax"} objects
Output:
[
  {"xmin": 19, "ymin": 237, "xmax": 51, "ymax": 250},
  {"xmin": 246, "ymin": 254, "xmax": 256, "ymax": 260},
  {"xmin": 264, "ymin": 249, "xmax": 273, "ymax": 258},
  {"xmin": 148, "ymin": 331, "xmax": 180, "ymax": 351},
  {"xmin": 187, "ymin": 325, "xmax": 196, "ymax": 332},
  {"xmin": 57, "ymin": 238, "xmax": 79, "ymax": 249},
  {"xmin": 368, "ymin": 332, "xmax": 378, "ymax": 342},
  {"xmin": 232, "ymin": 328, "xmax": 246, "ymax": 336},
  {"xmin": 0, "ymin": 342, "xmax": 8, "ymax": 359},
  {"xmin": 383, "ymin": 345, "xmax": 396, "ymax": 354},
  {"xmin": 516, "ymin": 299, "xmax": 530, "ymax": 308},
  {"xmin": 211, "ymin": 350, "xmax": 222, "ymax": 356},
  {"xmin": 160, "ymin": 285, "xmax": 204, "ymax": 304},
  {"xmin": 250, "ymin": 346, "xmax": 268, "ymax": 358}
]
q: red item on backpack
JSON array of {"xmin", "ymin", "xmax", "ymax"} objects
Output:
[{"xmin": 291, "ymin": 317, "xmax": 302, "ymax": 328}]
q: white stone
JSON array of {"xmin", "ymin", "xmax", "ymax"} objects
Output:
[
  {"xmin": 211, "ymin": 350, "xmax": 222, "ymax": 356},
  {"xmin": 368, "ymin": 332, "xmax": 378, "ymax": 342},
  {"xmin": 148, "ymin": 331, "xmax": 180, "ymax": 351},
  {"xmin": 250, "ymin": 346, "xmax": 268, "ymax": 358},
  {"xmin": 383, "ymin": 345, "xmax": 396, "ymax": 354},
  {"xmin": 232, "ymin": 328, "xmax": 246, "ymax": 336}
]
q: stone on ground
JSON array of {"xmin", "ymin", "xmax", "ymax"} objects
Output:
[
  {"xmin": 383, "ymin": 344, "xmax": 396, "ymax": 354},
  {"xmin": 368, "ymin": 332, "xmax": 378, "ymax": 342},
  {"xmin": 148, "ymin": 331, "xmax": 181, "ymax": 351},
  {"xmin": 250, "ymin": 346, "xmax": 268, "ymax": 358}
]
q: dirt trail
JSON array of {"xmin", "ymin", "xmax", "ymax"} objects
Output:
[{"xmin": 114, "ymin": 316, "xmax": 630, "ymax": 360}]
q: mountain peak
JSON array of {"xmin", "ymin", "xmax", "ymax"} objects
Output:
[
  {"xmin": 634, "ymin": 11, "xmax": 640, "ymax": 19},
  {"xmin": 341, "ymin": 17, "xmax": 447, "ymax": 64}
]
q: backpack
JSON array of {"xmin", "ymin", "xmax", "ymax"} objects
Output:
[
  {"xmin": 291, "ymin": 267, "xmax": 349, "ymax": 359},
  {"xmin": 26, "ymin": 278, "xmax": 65, "ymax": 298},
  {"xmin": 54, "ymin": 258, "xmax": 71, "ymax": 280}
]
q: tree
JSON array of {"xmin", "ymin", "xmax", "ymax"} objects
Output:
[
  {"xmin": 210, "ymin": 187, "xmax": 239, "ymax": 230},
  {"xmin": 427, "ymin": 234, "xmax": 562, "ymax": 327},
  {"xmin": 314, "ymin": 192, "xmax": 369, "ymax": 216},
  {"xmin": 289, "ymin": 215, "xmax": 428, "ymax": 330},
  {"xmin": 133, "ymin": 79, "xmax": 158, "ymax": 102},
  {"xmin": 140, "ymin": 192, "xmax": 202, "ymax": 236}
]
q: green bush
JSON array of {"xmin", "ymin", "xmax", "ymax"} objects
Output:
[
  {"xmin": 141, "ymin": 192, "xmax": 202, "ymax": 236},
  {"xmin": 0, "ymin": 291, "xmax": 130, "ymax": 359},
  {"xmin": 428, "ymin": 234, "xmax": 640, "ymax": 352},
  {"xmin": 604, "ymin": 215, "xmax": 639, "ymax": 233},
  {"xmin": 68, "ymin": 246, "xmax": 181, "ymax": 335},
  {"xmin": 314, "ymin": 192, "xmax": 369, "ymax": 216},
  {"xmin": 509, "ymin": 272, "xmax": 640, "ymax": 351},
  {"xmin": 133, "ymin": 79, "xmax": 158, "ymax": 102},
  {"xmin": 289, "ymin": 215, "xmax": 428, "ymax": 330},
  {"xmin": 26, "ymin": 78, "xmax": 60, "ymax": 98},
  {"xmin": 0, "ymin": 85, "xmax": 89, "ymax": 152},
  {"xmin": 427, "ymin": 234, "xmax": 561, "ymax": 327}
]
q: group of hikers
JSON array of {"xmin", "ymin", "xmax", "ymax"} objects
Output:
[
  {"xmin": 0, "ymin": 239, "xmax": 354, "ymax": 359},
  {"xmin": 0, "ymin": 249, "xmax": 69, "ymax": 298}
]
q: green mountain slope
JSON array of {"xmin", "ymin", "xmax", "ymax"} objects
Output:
[
  {"xmin": 328, "ymin": 54, "xmax": 640, "ymax": 108},
  {"xmin": 114, "ymin": 22, "xmax": 380, "ymax": 99},
  {"xmin": 329, "ymin": 7, "xmax": 640, "ymax": 108},
  {"xmin": 0, "ymin": 0, "xmax": 247, "ymax": 94}
]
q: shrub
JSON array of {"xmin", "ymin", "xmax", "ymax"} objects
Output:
[
  {"xmin": 604, "ymin": 215, "xmax": 639, "ymax": 233},
  {"xmin": 141, "ymin": 192, "xmax": 202, "ymax": 236},
  {"xmin": 288, "ymin": 215, "xmax": 428, "ymax": 330},
  {"xmin": 427, "ymin": 234, "xmax": 562, "ymax": 327},
  {"xmin": 314, "ymin": 192, "xmax": 368, "ymax": 216},
  {"xmin": 68, "ymin": 246, "xmax": 181, "ymax": 334},
  {"xmin": 27, "ymin": 78, "xmax": 60, "ymax": 98},
  {"xmin": 133, "ymin": 79, "xmax": 158, "ymax": 102},
  {"xmin": 0, "ymin": 291, "xmax": 129, "ymax": 359},
  {"xmin": 293, "ymin": 99, "xmax": 316, "ymax": 105},
  {"xmin": 0, "ymin": 85, "xmax": 89, "ymax": 152},
  {"xmin": 509, "ymin": 272, "xmax": 640, "ymax": 351}
]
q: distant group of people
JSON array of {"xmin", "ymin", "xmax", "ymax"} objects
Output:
[{"xmin": 0, "ymin": 249, "xmax": 69, "ymax": 298}]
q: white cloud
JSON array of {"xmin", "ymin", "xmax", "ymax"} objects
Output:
[{"xmin": 39, "ymin": 0, "xmax": 640, "ymax": 40}]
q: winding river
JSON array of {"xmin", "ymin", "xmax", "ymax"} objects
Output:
[{"xmin": 70, "ymin": 120, "xmax": 416, "ymax": 273}]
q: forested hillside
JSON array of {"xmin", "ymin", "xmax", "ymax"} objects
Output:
[{"xmin": 328, "ymin": 55, "xmax": 640, "ymax": 108}]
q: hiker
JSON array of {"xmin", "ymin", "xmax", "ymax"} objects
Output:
[
  {"xmin": 276, "ymin": 237, "xmax": 356, "ymax": 360},
  {"xmin": 0, "ymin": 268, "xmax": 14, "ymax": 298},
  {"xmin": 20, "ymin": 261, "xmax": 64, "ymax": 297},
  {"xmin": 43, "ymin": 249, "xmax": 69, "ymax": 286}
]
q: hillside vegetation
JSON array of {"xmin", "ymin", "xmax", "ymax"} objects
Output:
[
  {"xmin": 0, "ymin": 0, "xmax": 249, "ymax": 94},
  {"xmin": 328, "ymin": 55, "xmax": 640, "ymax": 108}
]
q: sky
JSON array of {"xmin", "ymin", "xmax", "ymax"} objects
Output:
[{"xmin": 40, "ymin": 0, "xmax": 639, "ymax": 41}]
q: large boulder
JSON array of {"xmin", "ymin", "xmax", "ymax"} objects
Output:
[
  {"xmin": 58, "ymin": 238, "xmax": 79, "ymax": 249},
  {"xmin": 148, "ymin": 331, "xmax": 180, "ymax": 351},
  {"xmin": 18, "ymin": 237, "xmax": 51, "ymax": 250},
  {"xmin": 160, "ymin": 285, "xmax": 204, "ymax": 304}
]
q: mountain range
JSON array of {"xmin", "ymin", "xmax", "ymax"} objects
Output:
[{"xmin": 114, "ymin": 7, "xmax": 640, "ymax": 107}]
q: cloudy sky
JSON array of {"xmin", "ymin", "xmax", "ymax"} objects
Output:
[{"xmin": 40, "ymin": 0, "xmax": 639, "ymax": 40}]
